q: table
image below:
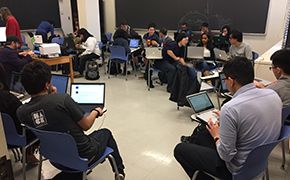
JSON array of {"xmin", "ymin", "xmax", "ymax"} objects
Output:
[
  {"xmin": 145, "ymin": 47, "xmax": 163, "ymax": 90},
  {"xmin": 33, "ymin": 56, "xmax": 74, "ymax": 83}
]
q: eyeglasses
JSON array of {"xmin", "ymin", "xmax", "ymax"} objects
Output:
[{"xmin": 269, "ymin": 66, "xmax": 277, "ymax": 70}]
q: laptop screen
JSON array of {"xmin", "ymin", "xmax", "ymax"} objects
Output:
[
  {"xmin": 219, "ymin": 72, "xmax": 229, "ymax": 92},
  {"xmin": 51, "ymin": 74, "xmax": 69, "ymax": 94},
  {"xmin": 187, "ymin": 92, "xmax": 214, "ymax": 113},
  {"xmin": 0, "ymin": 27, "xmax": 6, "ymax": 42},
  {"xmin": 10, "ymin": 72, "xmax": 26, "ymax": 94},
  {"xmin": 70, "ymin": 83, "xmax": 105, "ymax": 106},
  {"xmin": 129, "ymin": 39, "xmax": 139, "ymax": 48}
]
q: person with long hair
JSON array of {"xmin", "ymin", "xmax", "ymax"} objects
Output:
[{"xmin": 0, "ymin": 7, "xmax": 22, "ymax": 46}]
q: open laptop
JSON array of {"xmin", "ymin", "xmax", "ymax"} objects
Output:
[
  {"xmin": 9, "ymin": 72, "xmax": 29, "ymax": 99},
  {"xmin": 129, "ymin": 39, "xmax": 139, "ymax": 48},
  {"xmin": 219, "ymin": 72, "xmax": 233, "ymax": 98},
  {"xmin": 34, "ymin": 35, "xmax": 43, "ymax": 44},
  {"xmin": 186, "ymin": 92, "xmax": 219, "ymax": 124},
  {"xmin": 214, "ymin": 48, "xmax": 230, "ymax": 61},
  {"xmin": 51, "ymin": 74, "xmax": 69, "ymax": 94},
  {"xmin": 70, "ymin": 83, "xmax": 105, "ymax": 112},
  {"xmin": 0, "ymin": 27, "xmax": 6, "ymax": 43},
  {"xmin": 145, "ymin": 47, "xmax": 162, "ymax": 59},
  {"xmin": 187, "ymin": 46, "xmax": 204, "ymax": 59}
]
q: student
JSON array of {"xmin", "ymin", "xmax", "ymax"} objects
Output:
[
  {"xmin": 229, "ymin": 30, "xmax": 253, "ymax": 60},
  {"xmin": 0, "ymin": 7, "xmax": 22, "ymax": 45},
  {"xmin": 174, "ymin": 57, "xmax": 282, "ymax": 179},
  {"xmin": 76, "ymin": 28, "xmax": 101, "ymax": 77},
  {"xmin": 177, "ymin": 22, "xmax": 192, "ymax": 37},
  {"xmin": 255, "ymin": 49, "xmax": 290, "ymax": 106},
  {"xmin": 35, "ymin": 20, "xmax": 55, "ymax": 43},
  {"xmin": 0, "ymin": 36, "xmax": 32, "ymax": 84},
  {"xmin": 159, "ymin": 27, "xmax": 173, "ymax": 47},
  {"xmin": 0, "ymin": 63, "xmax": 38, "ymax": 164},
  {"xmin": 17, "ymin": 61, "xmax": 126, "ymax": 180},
  {"xmin": 119, "ymin": 21, "xmax": 139, "ymax": 39},
  {"xmin": 197, "ymin": 33, "xmax": 214, "ymax": 76},
  {"xmin": 217, "ymin": 25, "xmax": 231, "ymax": 52},
  {"xmin": 200, "ymin": 22, "xmax": 210, "ymax": 35},
  {"xmin": 143, "ymin": 23, "xmax": 160, "ymax": 47}
]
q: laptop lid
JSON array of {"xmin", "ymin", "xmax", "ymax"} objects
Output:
[
  {"xmin": 145, "ymin": 47, "xmax": 162, "ymax": 59},
  {"xmin": 219, "ymin": 72, "xmax": 229, "ymax": 93},
  {"xmin": 187, "ymin": 46, "xmax": 204, "ymax": 59},
  {"xmin": 34, "ymin": 35, "xmax": 43, "ymax": 44},
  {"xmin": 0, "ymin": 27, "xmax": 6, "ymax": 42},
  {"xmin": 70, "ymin": 83, "xmax": 105, "ymax": 107},
  {"xmin": 129, "ymin": 39, "xmax": 139, "ymax": 48},
  {"xmin": 10, "ymin": 72, "xmax": 26, "ymax": 94},
  {"xmin": 214, "ymin": 48, "xmax": 229, "ymax": 61},
  {"xmin": 51, "ymin": 74, "xmax": 69, "ymax": 94},
  {"xmin": 186, "ymin": 92, "xmax": 215, "ymax": 113}
]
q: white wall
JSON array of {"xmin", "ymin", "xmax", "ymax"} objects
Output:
[
  {"xmin": 104, "ymin": 0, "xmax": 289, "ymax": 54},
  {"xmin": 58, "ymin": 0, "xmax": 74, "ymax": 35},
  {"xmin": 77, "ymin": 0, "xmax": 101, "ymax": 41}
]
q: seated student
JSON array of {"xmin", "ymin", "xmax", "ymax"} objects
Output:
[
  {"xmin": 119, "ymin": 21, "xmax": 139, "ymax": 39},
  {"xmin": 255, "ymin": 49, "xmax": 290, "ymax": 106},
  {"xmin": 35, "ymin": 20, "xmax": 55, "ymax": 43},
  {"xmin": 76, "ymin": 28, "xmax": 101, "ymax": 77},
  {"xmin": 200, "ymin": 22, "xmax": 210, "ymax": 35},
  {"xmin": 197, "ymin": 33, "xmax": 214, "ymax": 76},
  {"xmin": 143, "ymin": 23, "xmax": 160, "ymax": 47},
  {"xmin": 112, "ymin": 29, "xmax": 131, "ymax": 75},
  {"xmin": 177, "ymin": 22, "xmax": 192, "ymax": 37},
  {"xmin": 216, "ymin": 25, "xmax": 231, "ymax": 52},
  {"xmin": 229, "ymin": 30, "xmax": 253, "ymax": 60},
  {"xmin": 0, "ymin": 36, "xmax": 33, "ymax": 84},
  {"xmin": 159, "ymin": 27, "xmax": 174, "ymax": 47},
  {"xmin": 17, "ymin": 61, "xmax": 126, "ymax": 180},
  {"xmin": 174, "ymin": 57, "xmax": 282, "ymax": 180},
  {"xmin": 0, "ymin": 63, "xmax": 38, "ymax": 164},
  {"xmin": 155, "ymin": 33, "xmax": 196, "ymax": 92}
]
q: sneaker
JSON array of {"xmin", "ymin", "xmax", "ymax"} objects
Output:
[{"xmin": 115, "ymin": 174, "xmax": 125, "ymax": 180}]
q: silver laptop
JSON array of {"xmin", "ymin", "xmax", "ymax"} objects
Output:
[
  {"xmin": 70, "ymin": 83, "xmax": 105, "ymax": 112},
  {"xmin": 187, "ymin": 46, "xmax": 204, "ymax": 59},
  {"xmin": 254, "ymin": 77, "xmax": 271, "ymax": 86},
  {"xmin": 186, "ymin": 92, "xmax": 219, "ymax": 124},
  {"xmin": 145, "ymin": 47, "xmax": 162, "ymax": 59},
  {"xmin": 214, "ymin": 48, "xmax": 230, "ymax": 61}
]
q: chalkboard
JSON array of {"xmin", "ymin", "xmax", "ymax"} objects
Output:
[
  {"xmin": 116, "ymin": 0, "xmax": 270, "ymax": 34},
  {"xmin": 0, "ymin": 0, "xmax": 61, "ymax": 29}
]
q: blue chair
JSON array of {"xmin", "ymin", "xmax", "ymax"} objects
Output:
[
  {"xmin": 1, "ymin": 113, "xmax": 38, "ymax": 180},
  {"xmin": 26, "ymin": 126, "xmax": 121, "ymax": 180},
  {"xmin": 281, "ymin": 105, "xmax": 290, "ymax": 169},
  {"xmin": 251, "ymin": 51, "xmax": 259, "ymax": 67},
  {"xmin": 51, "ymin": 37, "xmax": 64, "ymax": 45},
  {"xmin": 108, "ymin": 45, "xmax": 135, "ymax": 80},
  {"xmin": 105, "ymin": 32, "xmax": 113, "ymax": 43}
]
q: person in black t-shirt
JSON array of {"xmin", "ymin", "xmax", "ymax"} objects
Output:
[{"xmin": 17, "ymin": 61, "xmax": 125, "ymax": 180}]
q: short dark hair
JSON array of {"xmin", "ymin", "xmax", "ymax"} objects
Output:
[
  {"xmin": 181, "ymin": 22, "xmax": 188, "ymax": 26},
  {"xmin": 201, "ymin": 22, "xmax": 209, "ymax": 27},
  {"xmin": 230, "ymin": 30, "xmax": 243, "ymax": 42},
  {"xmin": 159, "ymin": 27, "xmax": 167, "ymax": 35},
  {"xmin": 176, "ymin": 32, "xmax": 187, "ymax": 43},
  {"xmin": 77, "ymin": 28, "xmax": 93, "ymax": 42},
  {"xmin": 270, "ymin": 49, "xmax": 290, "ymax": 75},
  {"xmin": 113, "ymin": 29, "xmax": 128, "ymax": 40},
  {"xmin": 147, "ymin": 23, "xmax": 156, "ymax": 29},
  {"xmin": 223, "ymin": 56, "xmax": 254, "ymax": 86},
  {"xmin": 221, "ymin": 25, "xmax": 231, "ymax": 34},
  {"xmin": 21, "ymin": 61, "xmax": 51, "ymax": 95}
]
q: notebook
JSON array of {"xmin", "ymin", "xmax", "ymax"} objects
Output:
[
  {"xmin": 214, "ymin": 48, "xmax": 230, "ymax": 61},
  {"xmin": 187, "ymin": 46, "xmax": 204, "ymax": 59},
  {"xmin": 51, "ymin": 74, "xmax": 69, "ymax": 94},
  {"xmin": 70, "ymin": 83, "xmax": 105, "ymax": 112},
  {"xmin": 129, "ymin": 39, "xmax": 140, "ymax": 48},
  {"xmin": 186, "ymin": 92, "xmax": 219, "ymax": 124}
]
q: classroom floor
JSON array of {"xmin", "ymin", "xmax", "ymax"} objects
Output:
[{"xmin": 11, "ymin": 65, "xmax": 290, "ymax": 180}]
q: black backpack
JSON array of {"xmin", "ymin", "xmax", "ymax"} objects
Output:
[{"xmin": 85, "ymin": 61, "xmax": 100, "ymax": 80}]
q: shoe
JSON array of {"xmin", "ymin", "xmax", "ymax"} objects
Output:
[
  {"xmin": 115, "ymin": 174, "xmax": 125, "ymax": 180},
  {"xmin": 180, "ymin": 136, "xmax": 191, "ymax": 143}
]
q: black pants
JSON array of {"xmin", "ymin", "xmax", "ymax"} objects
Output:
[
  {"xmin": 78, "ymin": 53, "xmax": 99, "ymax": 75},
  {"xmin": 174, "ymin": 131, "xmax": 232, "ymax": 180},
  {"xmin": 154, "ymin": 60, "xmax": 177, "ymax": 92}
]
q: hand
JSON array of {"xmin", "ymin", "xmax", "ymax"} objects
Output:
[
  {"xmin": 254, "ymin": 80, "xmax": 265, "ymax": 88},
  {"xmin": 48, "ymin": 85, "xmax": 57, "ymax": 94},
  {"xmin": 206, "ymin": 119, "xmax": 220, "ymax": 139},
  {"xmin": 95, "ymin": 107, "xmax": 104, "ymax": 117},
  {"xmin": 151, "ymin": 40, "xmax": 159, "ymax": 47},
  {"xmin": 212, "ymin": 109, "xmax": 220, "ymax": 117},
  {"xmin": 179, "ymin": 58, "xmax": 186, "ymax": 65}
]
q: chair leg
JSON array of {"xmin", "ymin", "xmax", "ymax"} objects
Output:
[
  {"xmin": 125, "ymin": 62, "xmax": 128, "ymax": 81},
  {"xmin": 108, "ymin": 154, "xmax": 121, "ymax": 180},
  {"xmin": 82, "ymin": 172, "xmax": 87, "ymax": 180},
  {"xmin": 22, "ymin": 146, "xmax": 26, "ymax": 180},
  {"xmin": 38, "ymin": 153, "xmax": 43, "ymax": 180},
  {"xmin": 281, "ymin": 140, "xmax": 286, "ymax": 169},
  {"xmin": 133, "ymin": 60, "xmax": 137, "ymax": 77},
  {"xmin": 108, "ymin": 60, "xmax": 111, "ymax": 79}
]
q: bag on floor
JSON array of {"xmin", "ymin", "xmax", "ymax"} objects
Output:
[{"xmin": 85, "ymin": 61, "xmax": 100, "ymax": 80}]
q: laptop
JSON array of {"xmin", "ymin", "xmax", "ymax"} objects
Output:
[
  {"xmin": 254, "ymin": 77, "xmax": 271, "ymax": 86},
  {"xmin": 187, "ymin": 46, "xmax": 204, "ymax": 59},
  {"xmin": 0, "ymin": 27, "xmax": 6, "ymax": 42},
  {"xmin": 219, "ymin": 72, "xmax": 233, "ymax": 98},
  {"xmin": 70, "ymin": 83, "xmax": 105, "ymax": 112},
  {"xmin": 214, "ymin": 48, "xmax": 230, "ymax": 61},
  {"xmin": 9, "ymin": 72, "xmax": 28, "ymax": 99},
  {"xmin": 34, "ymin": 35, "xmax": 43, "ymax": 44},
  {"xmin": 51, "ymin": 74, "xmax": 69, "ymax": 94},
  {"xmin": 145, "ymin": 47, "xmax": 163, "ymax": 59},
  {"xmin": 186, "ymin": 92, "xmax": 219, "ymax": 124},
  {"xmin": 129, "ymin": 39, "xmax": 139, "ymax": 48}
]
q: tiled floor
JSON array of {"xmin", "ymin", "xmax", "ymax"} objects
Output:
[{"xmin": 11, "ymin": 67, "xmax": 290, "ymax": 180}]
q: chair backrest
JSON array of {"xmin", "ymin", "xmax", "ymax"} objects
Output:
[
  {"xmin": 105, "ymin": 32, "xmax": 112, "ymax": 42},
  {"xmin": 109, "ymin": 45, "xmax": 128, "ymax": 61},
  {"xmin": 51, "ymin": 37, "xmax": 64, "ymax": 45},
  {"xmin": 280, "ymin": 105, "xmax": 290, "ymax": 138},
  {"xmin": 26, "ymin": 126, "xmax": 88, "ymax": 171},
  {"xmin": 252, "ymin": 51, "xmax": 259, "ymax": 60},
  {"xmin": 1, "ymin": 113, "xmax": 26, "ymax": 147}
]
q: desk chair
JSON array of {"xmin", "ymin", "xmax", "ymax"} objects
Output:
[
  {"xmin": 26, "ymin": 126, "xmax": 121, "ymax": 180},
  {"xmin": 281, "ymin": 105, "xmax": 290, "ymax": 169},
  {"xmin": 108, "ymin": 45, "xmax": 136, "ymax": 80},
  {"xmin": 251, "ymin": 51, "xmax": 259, "ymax": 67},
  {"xmin": 1, "ymin": 113, "xmax": 38, "ymax": 180},
  {"xmin": 193, "ymin": 136, "xmax": 288, "ymax": 180}
]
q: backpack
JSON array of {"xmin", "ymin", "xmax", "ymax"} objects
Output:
[{"xmin": 84, "ymin": 61, "xmax": 100, "ymax": 80}]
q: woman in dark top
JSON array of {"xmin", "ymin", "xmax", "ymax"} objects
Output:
[
  {"xmin": 218, "ymin": 25, "xmax": 231, "ymax": 52},
  {"xmin": 0, "ymin": 64, "xmax": 38, "ymax": 163},
  {"xmin": 196, "ymin": 33, "xmax": 213, "ymax": 76}
]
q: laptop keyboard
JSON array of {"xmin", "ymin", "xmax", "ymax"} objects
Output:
[{"xmin": 197, "ymin": 111, "xmax": 219, "ymax": 124}]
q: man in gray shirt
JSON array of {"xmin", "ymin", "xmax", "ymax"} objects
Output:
[
  {"xmin": 174, "ymin": 57, "xmax": 282, "ymax": 179},
  {"xmin": 229, "ymin": 30, "xmax": 253, "ymax": 60}
]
